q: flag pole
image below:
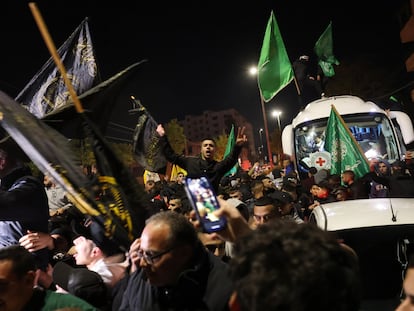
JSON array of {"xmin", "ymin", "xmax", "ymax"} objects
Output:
[
  {"xmin": 28, "ymin": 2, "xmax": 141, "ymax": 243},
  {"xmin": 28, "ymin": 2, "xmax": 84, "ymax": 114},
  {"xmin": 28, "ymin": 2, "xmax": 105, "ymax": 215},
  {"xmin": 292, "ymin": 75, "xmax": 301, "ymax": 96},
  {"xmin": 260, "ymin": 96, "xmax": 273, "ymax": 166}
]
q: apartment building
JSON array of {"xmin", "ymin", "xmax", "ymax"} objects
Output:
[{"xmin": 179, "ymin": 108, "xmax": 256, "ymax": 162}]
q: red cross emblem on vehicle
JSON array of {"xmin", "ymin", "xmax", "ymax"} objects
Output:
[
  {"xmin": 315, "ymin": 157, "xmax": 326, "ymax": 167},
  {"xmin": 310, "ymin": 152, "xmax": 331, "ymax": 170}
]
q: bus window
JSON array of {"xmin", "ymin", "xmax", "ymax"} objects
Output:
[{"xmin": 294, "ymin": 113, "xmax": 399, "ymax": 174}]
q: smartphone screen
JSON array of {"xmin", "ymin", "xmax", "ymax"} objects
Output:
[{"xmin": 184, "ymin": 177, "xmax": 227, "ymax": 233}]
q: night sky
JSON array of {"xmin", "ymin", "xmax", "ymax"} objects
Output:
[{"xmin": 0, "ymin": 1, "xmax": 411, "ymax": 141}]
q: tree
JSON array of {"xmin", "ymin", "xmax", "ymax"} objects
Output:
[
  {"xmin": 325, "ymin": 53, "xmax": 404, "ymax": 100},
  {"xmin": 111, "ymin": 142, "xmax": 137, "ymax": 167},
  {"xmin": 214, "ymin": 130, "xmax": 230, "ymax": 161},
  {"xmin": 68, "ymin": 139, "xmax": 95, "ymax": 165},
  {"xmin": 270, "ymin": 128, "xmax": 283, "ymax": 162},
  {"xmin": 165, "ymin": 119, "xmax": 186, "ymax": 154},
  {"xmin": 68, "ymin": 139, "xmax": 137, "ymax": 169}
]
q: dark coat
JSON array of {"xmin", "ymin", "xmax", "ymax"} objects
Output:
[
  {"xmin": 347, "ymin": 179, "xmax": 370, "ymax": 200},
  {"xmin": 368, "ymin": 170, "xmax": 414, "ymax": 198},
  {"xmin": 0, "ymin": 166, "xmax": 50, "ymax": 269},
  {"xmin": 118, "ymin": 244, "xmax": 233, "ymax": 311},
  {"xmin": 159, "ymin": 136, "xmax": 242, "ymax": 192}
]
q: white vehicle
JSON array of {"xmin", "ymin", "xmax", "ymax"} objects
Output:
[
  {"xmin": 282, "ymin": 95, "xmax": 414, "ymax": 307},
  {"xmin": 309, "ymin": 198, "xmax": 414, "ymax": 308},
  {"xmin": 282, "ymin": 95, "xmax": 414, "ymax": 176}
]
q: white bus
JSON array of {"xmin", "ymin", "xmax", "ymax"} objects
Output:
[
  {"xmin": 281, "ymin": 95, "xmax": 414, "ymax": 308},
  {"xmin": 282, "ymin": 95, "xmax": 414, "ymax": 177}
]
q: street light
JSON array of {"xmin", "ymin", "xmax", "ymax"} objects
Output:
[
  {"xmin": 272, "ymin": 110, "xmax": 282, "ymax": 132},
  {"xmin": 249, "ymin": 66, "xmax": 257, "ymax": 75},
  {"xmin": 272, "ymin": 110, "xmax": 282, "ymax": 164},
  {"xmin": 249, "ymin": 65, "xmax": 273, "ymax": 165}
]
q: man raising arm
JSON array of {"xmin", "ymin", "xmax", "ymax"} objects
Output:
[{"xmin": 156, "ymin": 124, "xmax": 247, "ymax": 192}]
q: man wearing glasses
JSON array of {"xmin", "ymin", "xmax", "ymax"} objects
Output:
[{"xmin": 118, "ymin": 211, "xmax": 233, "ymax": 310}]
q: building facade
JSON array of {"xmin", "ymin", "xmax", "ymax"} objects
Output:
[{"xmin": 178, "ymin": 108, "xmax": 256, "ymax": 165}]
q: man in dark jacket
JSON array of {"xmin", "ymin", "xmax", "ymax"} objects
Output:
[
  {"xmin": 369, "ymin": 160, "xmax": 414, "ymax": 198},
  {"xmin": 342, "ymin": 170, "xmax": 370, "ymax": 200},
  {"xmin": 292, "ymin": 55, "xmax": 322, "ymax": 107},
  {"xmin": 118, "ymin": 211, "xmax": 233, "ymax": 311},
  {"xmin": 156, "ymin": 124, "xmax": 247, "ymax": 192},
  {"xmin": 0, "ymin": 134, "xmax": 50, "ymax": 271}
]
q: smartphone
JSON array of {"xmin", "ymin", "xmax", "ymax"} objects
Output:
[{"xmin": 184, "ymin": 176, "xmax": 227, "ymax": 233}]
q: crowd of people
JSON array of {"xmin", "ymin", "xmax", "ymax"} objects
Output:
[{"xmin": 1, "ymin": 121, "xmax": 414, "ymax": 311}]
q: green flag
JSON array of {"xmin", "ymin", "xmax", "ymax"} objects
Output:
[
  {"xmin": 324, "ymin": 105, "xmax": 370, "ymax": 179},
  {"xmin": 223, "ymin": 125, "xmax": 238, "ymax": 177},
  {"xmin": 389, "ymin": 95, "xmax": 398, "ymax": 103},
  {"xmin": 314, "ymin": 21, "xmax": 340, "ymax": 77},
  {"xmin": 257, "ymin": 11, "xmax": 294, "ymax": 102}
]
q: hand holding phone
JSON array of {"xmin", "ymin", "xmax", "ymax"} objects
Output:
[{"xmin": 184, "ymin": 177, "xmax": 227, "ymax": 233}]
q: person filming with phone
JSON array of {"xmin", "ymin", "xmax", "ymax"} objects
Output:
[{"xmin": 156, "ymin": 124, "xmax": 247, "ymax": 192}]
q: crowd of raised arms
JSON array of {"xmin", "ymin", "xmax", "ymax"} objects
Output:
[{"xmin": 0, "ymin": 124, "xmax": 414, "ymax": 311}]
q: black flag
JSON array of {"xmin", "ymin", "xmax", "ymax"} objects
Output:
[
  {"xmin": 42, "ymin": 61, "xmax": 145, "ymax": 138},
  {"xmin": 131, "ymin": 98, "xmax": 167, "ymax": 174},
  {"xmin": 16, "ymin": 17, "xmax": 100, "ymax": 118},
  {"xmin": 0, "ymin": 91, "xmax": 146, "ymax": 250}
]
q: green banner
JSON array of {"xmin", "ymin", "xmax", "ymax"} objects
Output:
[
  {"xmin": 324, "ymin": 105, "xmax": 370, "ymax": 179},
  {"xmin": 257, "ymin": 11, "xmax": 293, "ymax": 102}
]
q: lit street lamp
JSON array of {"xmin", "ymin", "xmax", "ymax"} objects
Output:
[
  {"xmin": 272, "ymin": 110, "xmax": 282, "ymax": 164},
  {"xmin": 272, "ymin": 110, "xmax": 282, "ymax": 132},
  {"xmin": 249, "ymin": 66, "xmax": 258, "ymax": 75},
  {"xmin": 249, "ymin": 65, "xmax": 272, "ymax": 165}
]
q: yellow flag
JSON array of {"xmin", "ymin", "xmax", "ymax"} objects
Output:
[
  {"xmin": 143, "ymin": 170, "xmax": 161, "ymax": 185},
  {"xmin": 170, "ymin": 164, "xmax": 187, "ymax": 181}
]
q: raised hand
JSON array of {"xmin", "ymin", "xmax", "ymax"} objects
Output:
[
  {"xmin": 19, "ymin": 230, "xmax": 54, "ymax": 252},
  {"xmin": 236, "ymin": 126, "xmax": 247, "ymax": 146},
  {"xmin": 156, "ymin": 124, "xmax": 165, "ymax": 137}
]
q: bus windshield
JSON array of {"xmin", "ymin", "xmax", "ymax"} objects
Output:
[{"xmin": 294, "ymin": 113, "xmax": 400, "ymax": 174}]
